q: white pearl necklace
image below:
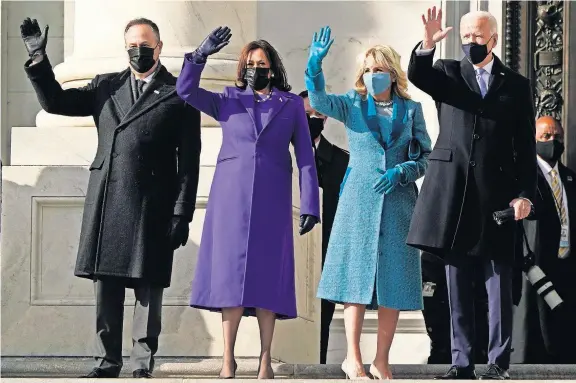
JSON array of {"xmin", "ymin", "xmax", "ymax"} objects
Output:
[
  {"xmin": 254, "ymin": 90, "xmax": 272, "ymax": 103},
  {"xmin": 374, "ymin": 99, "xmax": 393, "ymax": 107}
]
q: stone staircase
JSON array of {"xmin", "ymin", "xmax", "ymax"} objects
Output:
[{"xmin": 2, "ymin": 357, "xmax": 576, "ymax": 380}]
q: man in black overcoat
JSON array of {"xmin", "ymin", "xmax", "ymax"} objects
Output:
[
  {"xmin": 300, "ymin": 90, "xmax": 350, "ymax": 364},
  {"xmin": 21, "ymin": 17, "xmax": 201, "ymax": 378},
  {"xmin": 511, "ymin": 116, "xmax": 576, "ymax": 364},
  {"xmin": 406, "ymin": 8, "xmax": 536, "ymax": 380}
]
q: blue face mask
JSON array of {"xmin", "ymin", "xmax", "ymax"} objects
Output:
[{"xmin": 363, "ymin": 72, "xmax": 391, "ymax": 96}]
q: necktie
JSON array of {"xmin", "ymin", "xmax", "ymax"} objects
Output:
[
  {"xmin": 476, "ymin": 68, "xmax": 488, "ymax": 98},
  {"xmin": 136, "ymin": 80, "xmax": 146, "ymax": 99},
  {"xmin": 550, "ymin": 169, "xmax": 569, "ymax": 258}
]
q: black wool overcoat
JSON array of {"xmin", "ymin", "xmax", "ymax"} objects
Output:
[{"xmin": 25, "ymin": 57, "xmax": 201, "ymax": 287}]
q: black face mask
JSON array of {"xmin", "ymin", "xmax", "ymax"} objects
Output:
[
  {"xmin": 128, "ymin": 46, "xmax": 156, "ymax": 73},
  {"xmin": 462, "ymin": 35, "xmax": 494, "ymax": 65},
  {"xmin": 537, "ymin": 140, "xmax": 565, "ymax": 165},
  {"xmin": 245, "ymin": 68, "xmax": 271, "ymax": 91},
  {"xmin": 308, "ymin": 116, "xmax": 325, "ymax": 141}
]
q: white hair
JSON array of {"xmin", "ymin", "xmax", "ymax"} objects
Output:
[{"xmin": 461, "ymin": 11, "xmax": 498, "ymax": 35}]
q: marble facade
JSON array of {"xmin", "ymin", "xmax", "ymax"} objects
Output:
[{"xmin": 1, "ymin": 0, "xmax": 505, "ymax": 365}]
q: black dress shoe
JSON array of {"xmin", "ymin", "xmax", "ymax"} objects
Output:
[
  {"xmin": 80, "ymin": 368, "xmax": 118, "ymax": 378},
  {"xmin": 479, "ymin": 364, "xmax": 510, "ymax": 380},
  {"xmin": 435, "ymin": 366, "xmax": 477, "ymax": 380},
  {"xmin": 133, "ymin": 369, "xmax": 153, "ymax": 378}
]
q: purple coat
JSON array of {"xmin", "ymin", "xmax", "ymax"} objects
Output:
[{"xmin": 176, "ymin": 56, "xmax": 320, "ymax": 319}]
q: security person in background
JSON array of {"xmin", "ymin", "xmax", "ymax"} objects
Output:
[
  {"xmin": 300, "ymin": 90, "xmax": 349, "ymax": 364},
  {"xmin": 21, "ymin": 17, "xmax": 201, "ymax": 378},
  {"xmin": 512, "ymin": 116, "xmax": 576, "ymax": 364}
]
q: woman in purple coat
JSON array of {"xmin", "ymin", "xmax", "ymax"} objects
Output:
[{"xmin": 176, "ymin": 27, "xmax": 320, "ymax": 379}]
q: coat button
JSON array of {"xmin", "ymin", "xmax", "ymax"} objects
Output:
[
  {"xmin": 138, "ymin": 155, "xmax": 143, "ymax": 160},
  {"xmin": 470, "ymin": 161, "xmax": 476, "ymax": 167},
  {"xmin": 478, "ymin": 108, "xmax": 484, "ymax": 115},
  {"xmin": 112, "ymin": 152, "xmax": 118, "ymax": 158},
  {"xmin": 143, "ymin": 130, "xmax": 150, "ymax": 136},
  {"xmin": 473, "ymin": 134, "xmax": 480, "ymax": 140}
]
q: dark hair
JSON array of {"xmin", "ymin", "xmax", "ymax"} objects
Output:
[
  {"xmin": 298, "ymin": 90, "xmax": 308, "ymax": 99},
  {"xmin": 124, "ymin": 18, "xmax": 161, "ymax": 43},
  {"xmin": 235, "ymin": 40, "xmax": 291, "ymax": 92}
]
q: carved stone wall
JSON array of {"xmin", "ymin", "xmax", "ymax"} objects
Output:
[{"xmin": 533, "ymin": 1, "xmax": 564, "ymax": 120}]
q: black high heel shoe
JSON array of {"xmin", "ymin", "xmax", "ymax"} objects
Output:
[{"xmin": 219, "ymin": 360, "xmax": 238, "ymax": 379}]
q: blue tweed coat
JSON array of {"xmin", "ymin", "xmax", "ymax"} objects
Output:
[{"xmin": 306, "ymin": 71, "xmax": 432, "ymax": 310}]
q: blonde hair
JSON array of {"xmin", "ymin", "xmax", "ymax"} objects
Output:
[{"xmin": 354, "ymin": 45, "xmax": 411, "ymax": 100}]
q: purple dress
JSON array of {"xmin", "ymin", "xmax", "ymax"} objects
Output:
[{"xmin": 176, "ymin": 55, "xmax": 320, "ymax": 319}]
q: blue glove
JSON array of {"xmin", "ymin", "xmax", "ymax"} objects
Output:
[
  {"xmin": 307, "ymin": 26, "xmax": 334, "ymax": 76},
  {"xmin": 194, "ymin": 26, "xmax": 232, "ymax": 59},
  {"xmin": 373, "ymin": 167, "xmax": 402, "ymax": 195}
]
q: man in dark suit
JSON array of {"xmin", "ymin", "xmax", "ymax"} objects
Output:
[
  {"xmin": 21, "ymin": 17, "xmax": 201, "ymax": 378},
  {"xmin": 299, "ymin": 90, "xmax": 349, "ymax": 364},
  {"xmin": 511, "ymin": 116, "xmax": 576, "ymax": 364},
  {"xmin": 406, "ymin": 8, "xmax": 536, "ymax": 380}
]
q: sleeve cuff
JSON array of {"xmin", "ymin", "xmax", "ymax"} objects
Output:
[
  {"xmin": 415, "ymin": 42, "xmax": 435, "ymax": 56},
  {"xmin": 173, "ymin": 202, "xmax": 194, "ymax": 221},
  {"xmin": 184, "ymin": 51, "xmax": 207, "ymax": 64},
  {"xmin": 304, "ymin": 69, "xmax": 326, "ymax": 91}
]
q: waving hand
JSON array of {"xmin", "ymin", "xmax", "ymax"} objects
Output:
[{"xmin": 307, "ymin": 26, "xmax": 334, "ymax": 75}]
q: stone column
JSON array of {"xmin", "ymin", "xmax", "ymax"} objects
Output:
[
  {"xmin": 2, "ymin": 0, "xmax": 258, "ymax": 359},
  {"xmin": 37, "ymin": 0, "xmax": 252, "ymax": 128}
]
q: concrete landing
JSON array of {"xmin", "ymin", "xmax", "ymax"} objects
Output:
[{"xmin": 2, "ymin": 358, "xmax": 576, "ymax": 379}]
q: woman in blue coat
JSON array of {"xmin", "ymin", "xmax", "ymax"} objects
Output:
[{"xmin": 306, "ymin": 27, "xmax": 432, "ymax": 379}]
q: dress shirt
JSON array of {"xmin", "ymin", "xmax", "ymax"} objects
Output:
[{"xmin": 537, "ymin": 156, "xmax": 570, "ymax": 249}]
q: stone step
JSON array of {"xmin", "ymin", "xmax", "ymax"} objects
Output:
[
  {"xmin": 2, "ymin": 357, "xmax": 576, "ymax": 379},
  {"xmin": 2, "ymin": 380, "xmax": 574, "ymax": 383}
]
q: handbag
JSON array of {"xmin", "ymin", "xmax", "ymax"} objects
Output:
[{"xmin": 407, "ymin": 117, "xmax": 421, "ymax": 161}]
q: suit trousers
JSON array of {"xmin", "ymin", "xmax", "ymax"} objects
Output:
[
  {"xmin": 93, "ymin": 279, "xmax": 163, "ymax": 375},
  {"xmin": 445, "ymin": 256, "xmax": 513, "ymax": 369}
]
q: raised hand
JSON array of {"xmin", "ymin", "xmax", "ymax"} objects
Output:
[
  {"xmin": 195, "ymin": 26, "xmax": 232, "ymax": 58},
  {"xmin": 20, "ymin": 18, "xmax": 49, "ymax": 58},
  {"xmin": 421, "ymin": 6, "xmax": 452, "ymax": 49},
  {"xmin": 307, "ymin": 26, "xmax": 334, "ymax": 75}
]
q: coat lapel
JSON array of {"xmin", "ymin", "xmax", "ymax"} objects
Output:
[
  {"xmin": 484, "ymin": 56, "xmax": 506, "ymax": 99},
  {"xmin": 460, "ymin": 57, "xmax": 482, "ymax": 95},
  {"xmin": 360, "ymin": 96, "xmax": 385, "ymax": 151},
  {"xmin": 115, "ymin": 66, "xmax": 176, "ymax": 130},
  {"xmin": 109, "ymin": 69, "xmax": 134, "ymax": 119},
  {"xmin": 386, "ymin": 95, "xmax": 408, "ymax": 148},
  {"xmin": 238, "ymin": 87, "xmax": 257, "ymax": 131},
  {"xmin": 260, "ymin": 90, "xmax": 289, "ymax": 133},
  {"xmin": 360, "ymin": 94, "xmax": 407, "ymax": 150}
]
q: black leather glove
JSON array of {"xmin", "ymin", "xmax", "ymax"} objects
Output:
[
  {"xmin": 168, "ymin": 215, "xmax": 189, "ymax": 250},
  {"xmin": 299, "ymin": 214, "xmax": 318, "ymax": 235},
  {"xmin": 20, "ymin": 18, "xmax": 49, "ymax": 58},
  {"xmin": 194, "ymin": 26, "xmax": 232, "ymax": 59}
]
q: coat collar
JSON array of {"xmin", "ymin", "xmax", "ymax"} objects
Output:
[
  {"xmin": 360, "ymin": 93, "xmax": 408, "ymax": 150},
  {"xmin": 460, "ymin": 55, "xmax": 506, "ymax": 98},
  {"xmin": 111, "ymin": 65, "xmax": 176, "ymax": 129},
  {"xmin": 238, "ymin": 86, "xmax": 291, "ymax": 137}
]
